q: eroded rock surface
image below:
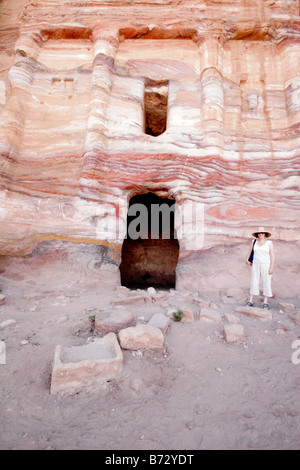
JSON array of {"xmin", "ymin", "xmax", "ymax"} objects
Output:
[{"xmin": 0, "ymin": 0, "xmax": 299, "ymax": 293}]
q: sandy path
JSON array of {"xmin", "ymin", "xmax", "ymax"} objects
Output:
[{"xmin": 0, "ymin": 244, "xmax": 300, "ymax": 450}]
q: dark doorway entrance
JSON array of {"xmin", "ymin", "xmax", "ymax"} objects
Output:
[{"xmin": 120, "ymin": 192, "xmax": 179, "ymax": 289}]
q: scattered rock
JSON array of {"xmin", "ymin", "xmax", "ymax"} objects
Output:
[
  {"xmin": 221, "ymin": 296, "xmax": 236, "ymax": 304},
  {"xmin": 274, "ymin": 321, "xmax": 288, "ymax": 332},
  {"xmin": 289, "ymin": 312, "xmax": 300, "ymax": 327},
  {"xmin": 225, "ymin": 287, "xmax": 244, "ymax": 298},
  {"xmin": 152, "ymin": 292, "xmax": 167, "ymax": 302},
  {"xmin": 199, "ymin": 308, "xmax": 222, "ymax": 323},
  {"xmin": 147, "ymin": 287, "xmax": 156, "ymax": 297},
  {"xmin": 95, "ymin": 310, "xmax": 135, "ymax": 334},
  {"xmin": 235, "ymin": 306, "xmax": 272, "ymax": 320},
  {"xmin": 278, "ymin": 302, "xmax": 295, "ymax": 313},
  {"xmin": 181, "ymin": 307, "xmax": 195, "ymax": 323},
  {"xmin": 0, "ymin": 319, "xmax": 16, "ymax": 329},
  {"xmin": 148, "ymin": 313, "xmax": 171, "ymax": 333},
  {"xmin": 224, "ymin": 313, "xmax": 240, "ymax": 324},
  {"xmin": 130, "ymin": 377, "xmax": 145, "ymax": 394},
  {"xmin": 193, "ymin": 297, "xmax": 210, "ymax": 308},
  {"xmin": 224, "ymin": 323, "xmax": 245, "ymax": 343},
  {"xmin": 110, "ymin": 295, "xmax": 145, "ymax": 307},
  {"xmin": 0, "ymin": 294, "xmax": 5, "ymax": 306},
  {"xmin": 57, "ymin": 315, "xmax": 68, "ymax": 324},
  {"xmin": 119, "ymin": 324, "xmax": 164, "ymax": 350},
  {"xmin": 20, "ymin": 340, "xmax": 29, "ymax": 345},
  {"xmin": 0, "ymin": 341, "xmax": 6, "ymax": 365}
]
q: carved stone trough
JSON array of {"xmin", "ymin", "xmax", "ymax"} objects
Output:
[{"xmin": 50, "ymin": 333, "xmax": 123, "ymax": 396}]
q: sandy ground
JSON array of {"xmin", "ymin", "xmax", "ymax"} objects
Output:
[{"xmin": 0, "ymin": 241, "xmax": 300, "ymax": 451}]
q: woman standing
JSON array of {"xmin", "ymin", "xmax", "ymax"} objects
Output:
[{"xmin": 246, "ymin": 227, "xmax": 275, "ymax": 309}]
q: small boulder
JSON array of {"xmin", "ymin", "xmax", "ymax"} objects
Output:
[
  {"xmin": 278, "ymin": 302, "xmax": 295, "ymax": 313},
  {"xmin": 224, "ymin": 323, "xmax": 245, "ymax": 343},
  {"xmin": 147, "ymin": 287, "xmax": 156, "ymax": 297},
  {"xmin": 0, "ymin": 319, "xmax": 16, "ymax": 329},
  {"xmin": 289, "ymin": 312, "xmax": 300, "ymax": 327},
  {"xmin": 0, "ymin": 341, "xmax": 6, "ymax": 365},
  {"xmin": 181, "ymin": 307, "xmax": 195, "ymax": 323},
  {"xmin": 200, "ymin": 308, "xmax": 222, "ymax": 323},
  {"xmin": 95, "ymin": 310, "xmax": 134, "ymax": 334},
  {"xmin": 152, "ymin": 292, "xmax": 167, "ymax": 302},
  {"xmin": 148, "ymin": 313, "xmax": 171, "ymax": 333},
  {"xmin": 235, "ymin": 306, "xmax": 272, "ymax": 320},
  {"xmin": 119, "ymin": 324, "xmax": 164, "ymax": 350},
  {"xmin": 193, "ymin": 297, "xmax": 210, "ymax": 308},
  {"xmin": 224, "ymin": 313, "xmax": 240, "ymax": 324}
]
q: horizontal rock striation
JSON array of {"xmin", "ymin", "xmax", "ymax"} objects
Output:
[{"xmin": 0, "ymin": 0, "xmax": 299, "ymax": 288}]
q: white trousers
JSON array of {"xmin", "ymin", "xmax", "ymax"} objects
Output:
[{"xmin": 250, "ymin": 262, "xmax": 272, "ymax": 297}]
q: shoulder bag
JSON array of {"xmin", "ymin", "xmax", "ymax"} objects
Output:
[{"xmin": 248, "ymin": 239, "xmax": 256, "ymax": 264}]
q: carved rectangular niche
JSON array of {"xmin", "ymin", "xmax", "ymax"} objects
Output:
[{"xmin": 38, "ymin": 29, "xmax": 94, "ymax": 70}]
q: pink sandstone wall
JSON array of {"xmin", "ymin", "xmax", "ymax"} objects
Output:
[{"xmin": 0, "ymin": 0, "xmax": 299, "ymax": 289}]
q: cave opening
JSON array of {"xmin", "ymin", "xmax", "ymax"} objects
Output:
[
  {"xmin": 120, "ymin": 192, "xmax": 179, "ymax": 289},
  {"xmin": 144, "ymin": 80, "xmax": 168, "ymax": 136}
]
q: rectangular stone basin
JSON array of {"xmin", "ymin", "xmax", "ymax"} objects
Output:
[{"xmin": 50, "ymin": 332, "xmax": 123, "ymax": 396}]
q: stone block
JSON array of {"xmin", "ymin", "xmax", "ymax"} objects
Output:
[
  {"xmin": 199, "ymin": 308, "xmax": 222, "ymax": 323},
  {"xmin": 148, "ymin": 313, "xmax": 171, "ymax": 333},
  {"xmin": 224, "ymin": 323, "xmax": 245, "ymax": 343},
  {"xmin": 119, "ymin": 324, "xmax": 164, "ymax": 350},
  {"xmin": 50, "ymin": 333, "xmax": 123, "ymax": 396},
  {"xmin": 235, "ymin": 306, "xmax": 272, "ymax": 320},
  {"xmin": 95, "ymin": 309, "xmax": 134, "ymax": 334},
  {"xmin": 110, "ymin": 295, "xmax": 145, "ymax": 307}
]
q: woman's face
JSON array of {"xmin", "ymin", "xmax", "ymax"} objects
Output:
[{"xmin": 258, "ymin": 232, "xmax": 266, "ymax": 239}]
